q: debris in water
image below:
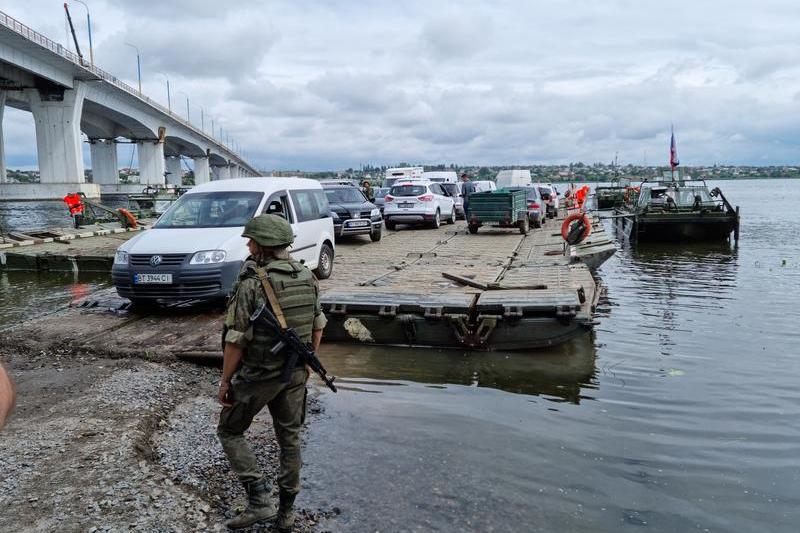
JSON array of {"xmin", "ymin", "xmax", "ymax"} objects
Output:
[{"xmin": 343, "ymin": 318, "xmax": 375, "ymax": 342}]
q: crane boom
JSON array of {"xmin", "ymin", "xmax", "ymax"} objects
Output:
[{"xmin": 63, "ymin": 3, "xmax": 83, "ymax": 61}]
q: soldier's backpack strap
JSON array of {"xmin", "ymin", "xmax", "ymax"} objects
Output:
[{"xmin": 254, "ymin": 266, "xmax": 288, "ymax": 329}]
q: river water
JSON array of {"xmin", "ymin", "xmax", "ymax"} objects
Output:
[
  {"xmin": 2, "ymin": 179, "xmax": 799, "ymax": 532},
  {"xmin": 301, "ymin": 179, "xmax": 800, "ymax": 532}
]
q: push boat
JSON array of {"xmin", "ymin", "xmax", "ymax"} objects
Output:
[
  {"xmin": 614, "ymin": 176, "xmax": 739, "ymax": 242},
  {"xmin": 594, "ymin": 176, "xmax": 631, "ymax": 210}
]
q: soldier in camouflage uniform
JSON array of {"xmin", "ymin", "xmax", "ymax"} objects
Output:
[{"xmin": 217, "ymin": 214, "xmax": 327, "ymax": 531}]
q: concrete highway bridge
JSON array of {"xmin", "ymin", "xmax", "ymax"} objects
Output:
[{"xmin": 0, "ymin": 9, "xmax": 259, "ymax": 200}]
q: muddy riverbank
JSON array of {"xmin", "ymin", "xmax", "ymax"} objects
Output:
[{"xmin": 0, "ymin": 346, "xmax": 335, "ymax": 532}]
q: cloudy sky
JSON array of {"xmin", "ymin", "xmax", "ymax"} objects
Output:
[{"xmin": 4, "ymin": 0, "xmax": 800, "ymax": 170}]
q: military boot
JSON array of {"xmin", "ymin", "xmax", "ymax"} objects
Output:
[
  {"xmin": 276, "ymin": 491, "xmax": 297, "ymax": 532},
  {"xmin": 226, "ymin": 478, "xmax": 277, "ymax": 530}
]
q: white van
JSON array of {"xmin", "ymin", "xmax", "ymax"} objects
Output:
[
  {"xmin": 384, "ymin": 167, "xmax": 424, "ymax": 189},
  {"xmin": 112, "ymin": 178, "xmax": 335, "ymax": 304},
  {"xmin": 495, "ymin": 169, "xmax": 532, "ymax": 189},
  {"xmin": 421, "ymin": 171, "xmax": 458, "ymax": 184}
]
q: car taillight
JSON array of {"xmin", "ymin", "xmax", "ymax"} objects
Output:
[
  {"xmin": 529, "ymin": 202, "xmax": 540, "ymax": 209},
  {"xmin": 418, "ymin": 194, "xmax": 434, "ymax": 202},
  {"xmin": 385, "ymin": 195, "xmax": 394, "ymax": 202}
]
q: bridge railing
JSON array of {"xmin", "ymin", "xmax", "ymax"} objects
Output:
[{"xmin": 0, "ymin": 9, "xmax": 251, "ymax": 169}]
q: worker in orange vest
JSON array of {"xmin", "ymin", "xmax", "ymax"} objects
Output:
[
  {"xmin": 575, "ymin": 185, "xmax": 590, "ymax": 209},
  {"xmin": 63, "ymin": 193, "xmax": 85, "ymax": 228}
]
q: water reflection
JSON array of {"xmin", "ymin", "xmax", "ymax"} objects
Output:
[
  {"xmin": 602, "ymin": 235, "xmax": 740, "ymax": 356},
  {"xmin": 322, "ymin": 332, "xmax": 598, "ymax": 403},
  {"xmin": 0, "ymin": 270, "xmax": 110, "ymax": 328}
]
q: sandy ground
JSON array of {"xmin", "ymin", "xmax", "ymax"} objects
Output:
[{"xmin": 0, "ymin": 346, "xmax": 336, "ymax": 532}]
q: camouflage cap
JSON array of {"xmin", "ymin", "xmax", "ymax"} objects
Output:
[{"xmin": 242, "ymin": 214, "xmax": 294, "ymax": 247}]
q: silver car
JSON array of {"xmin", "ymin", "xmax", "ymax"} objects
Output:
[{"xmin": 384, "ymin": 181, "xmax": 457, "ymax": 230}]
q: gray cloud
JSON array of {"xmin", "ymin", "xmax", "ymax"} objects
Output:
[
  {"xmin": 419, "ymin": 12, "xmax": 492, "ymax": 61},
  {"xmin": 5, "ymin": 0, "xmax": 800, "ymax": 170}
]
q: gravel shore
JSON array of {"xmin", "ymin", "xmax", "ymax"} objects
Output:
[{"xmin": 0, "ymin": 347, "xmax": 335, "ymax": 532}]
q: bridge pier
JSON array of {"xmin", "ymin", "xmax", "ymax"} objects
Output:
[
  {"xmin": 28, "ymin": 84, "xmax": 86, "ymax": 185},
  {"xmin": 219, "ymin": 164, "xmax": 232, "ymax": 180},
  {"xmin": 193, "ymin": 156, "xmax": 210, "ymax": 185},
  {"xmin": 165, "ymin": 156, "xmax": 182, "ymax": 186},
  {"xmin": 0, "ymin": 83, "xmax": 100, "ymax": 200},
  {"xmin": 89, "ymin": 139, "xmax": 118, "ymax": 185},
  {"xmin": 137, "ymin": 140, "xmax": 166, "ymax": 185}
]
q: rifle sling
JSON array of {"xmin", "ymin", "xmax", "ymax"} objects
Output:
[{"xmin": 254, "ymin": 266, "xmax": 288, "ymax": 329}]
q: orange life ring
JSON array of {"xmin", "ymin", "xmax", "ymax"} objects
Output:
[
  {"xmin": 561, "ymin": 212, "xmax": 592, "ymax": 244},
  {"xmin": 117, "ymin": 208, "xmax": 138, "ymax": 229}
]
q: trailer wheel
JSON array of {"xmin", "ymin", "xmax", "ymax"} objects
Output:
[{"xmin": 468, "ymin": 224, "xmax": 479, "ymax": 234}]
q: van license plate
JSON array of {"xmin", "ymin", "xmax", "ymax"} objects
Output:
[{"xmin": 134, "ymin": 273, "xmax": 173, "ymax": 284}]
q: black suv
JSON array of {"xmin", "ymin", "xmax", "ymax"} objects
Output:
[{"xmin": 322, "ymin": 184, "xmax": 383, "ymax": 241}]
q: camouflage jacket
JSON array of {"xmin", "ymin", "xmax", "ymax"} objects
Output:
[{"xmin": 224, "ymin": 257, "xmax": 326, "ymax": 381}]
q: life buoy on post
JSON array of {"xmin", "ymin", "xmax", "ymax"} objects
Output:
[
  {"xmin": 117, "ymin": 208, "xmax": 138, "ymax": 229},
  {"xmin": 561, "ymin": 212, "xmax": 592, "ymax": 245}
]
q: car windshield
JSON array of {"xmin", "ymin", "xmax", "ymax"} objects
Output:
[
  {"xmin": 441, "ymin": 183, "xmax": 460, "ymax": 196},
  {"xmin": 538, "ymin": 187, "xmax": 552, "ymax": 198},
  {"xmin": 325, "ymin": 188, "xmax": 366, "ymax": 204},
  {"xmin": 390, "ymin": 185, "xmax": 427, "ymax": 197},
  {"xmin": 155, "ymin": 191, "xmax": 263, "ymax": 228},
  {"xmin": 374, "ymin": 188, "xmax": 389, "ymax": 197}
]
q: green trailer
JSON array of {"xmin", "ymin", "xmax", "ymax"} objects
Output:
[{"xmin": 466, "ymin": 188, "xmax": 530, "ymax": 235}]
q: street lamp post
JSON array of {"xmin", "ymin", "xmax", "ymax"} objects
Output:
[
  {"xmin": 158, "ymin": 72, "xmax": 171, "ymax": 112},
  {"xmin": 124, "ymin": 42, "xmax": 142, "ymax": 93},
  {"xmin": 177, "ymin": 91, "xmax": 190, "ymax": 123},
  {"xmin": 73, "ymin": 0, "xmax": 94, "ymax": 66}
]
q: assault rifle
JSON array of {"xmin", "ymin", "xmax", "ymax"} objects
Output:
[{"xmin": 249, "ymin": 303, "xmax": 337, "ymax": 392}]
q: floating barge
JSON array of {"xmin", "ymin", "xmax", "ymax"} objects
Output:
[
  {"xmin": 0, "ymin": 224, "xmax": 144, "ymax": 271},
  {"xmin": 614, "ymin": 180, "xmax": 740, "ymax": 243},
  {"xmin": 594, "ymin": 177, "xmax": 631, "ymax": 210},
  {"xmin": 321, "ymin": 213, "xmax": 614, "ymax": 350},
  {"xmin": 3, "ymin": 211, "xmax": 615, "ymax": 354}
]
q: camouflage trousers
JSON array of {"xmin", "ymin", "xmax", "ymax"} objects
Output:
[{"xmin": 217, "ymin": 368, "xmax": 307, "ymax": 495}]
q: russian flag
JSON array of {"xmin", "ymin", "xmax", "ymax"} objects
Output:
[{"xmin": 670, "ymin": 126, "xmax": 680, "ymax": 169}]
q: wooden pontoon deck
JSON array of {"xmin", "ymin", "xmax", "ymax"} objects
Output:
[{"xmin": 3, "ymin": 212, "xmax": 615, "ymax": 353}]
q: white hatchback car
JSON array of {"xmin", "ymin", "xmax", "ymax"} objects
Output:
[
  {"xmin": 112, "ymin": 177, "xmax": 335, "ymax": 304},
  {"xmin": 383, "ymin": 181, "xmax": 456, "ymax": 229}
]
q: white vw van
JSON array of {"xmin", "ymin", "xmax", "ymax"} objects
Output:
[{"xmin": 112, "ymin": 177, "xmax": 335, "ymax": 304}]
